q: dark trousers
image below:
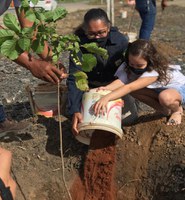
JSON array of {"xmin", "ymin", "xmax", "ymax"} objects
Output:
[
  {"xmin": 0, "ymin": 105, "xmax": 6, "ymax": 122},
  {"xmin": 136, "ymin": 0, "xmax": 156, "ymax": 40}
]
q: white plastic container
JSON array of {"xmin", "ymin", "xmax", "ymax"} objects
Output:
[
  {"xmin": 34, "ymin": 83, "xmax": 67, "ymax": 118},
  {"xmin": 76, "ymin": 89, "xmax": 124, "ymax": 145}
]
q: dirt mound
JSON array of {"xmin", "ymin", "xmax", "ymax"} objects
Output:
[
  {"xmin": 116, "ymin": 114, "xmax": 185, "ymax": 200},
  {"xmin": 70, "ymin": 131, "xmax": 116, "ymax": 200},
  {"xmin": 70, "ymin": 113, "xmax": 185, "ymax": 200}
]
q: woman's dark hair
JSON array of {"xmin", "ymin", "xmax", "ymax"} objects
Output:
[
  {"xmin": 74, "ymin": 8, "xmax": 110, "ymax": 36},
  {"xmin": 125, "ymin": 39, "xmax": 170, "ymax": 85},
  {"xmin": 83, "ymin": 8, "xmax": 110, "ymax": 28}
]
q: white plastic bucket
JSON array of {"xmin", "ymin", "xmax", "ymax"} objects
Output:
[
  {"xmin": 76, "ymin": 89, "xmax": 124, "ymax": 145},
  {"xmin": 34, "ymin": 83, "xmax": 67, "ymax": 118},
  {"xmin": 126, "ymin": 32, "xmax": 137, "ymax": 43}
]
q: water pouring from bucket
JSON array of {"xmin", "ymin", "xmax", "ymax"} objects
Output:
[{"xmin": 76, "ymin": 89, "xmax": 124, "ymax": 145}]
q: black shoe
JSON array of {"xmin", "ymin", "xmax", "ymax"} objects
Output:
[{"xmin": 0, "ymin": 119, "xmax": 30, "ymax": 138}]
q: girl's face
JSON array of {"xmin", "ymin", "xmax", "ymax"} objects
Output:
[{"xmin": 128, "ymin": 54, "xmax": 147, "ymax": 69}]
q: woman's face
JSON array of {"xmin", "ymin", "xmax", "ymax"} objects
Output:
[
  {"xmin": 128, "ymin": 54, "xmax": 147, "ymax": 69},
  {"xmin": 86, "ymin": 19, "xmax": 110, "ymax": 39}
]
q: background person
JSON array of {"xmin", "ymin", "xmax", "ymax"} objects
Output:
[
  {"xmin": 127, "ymin": 0, "xmax": 168, "ymax": 39},
  {"xmin": 0, "ymin": 0, "xmax": 66, "ymax": 137},
  {"xmin": 94, "ymin": 39, "xmax": 185, "ymax": 126},
  {"xmin": 67, "ymin": 8, "xmax": 138, "ymax": 135},
  {"xmin": 0, "ymin": 147, "xmax": 16, "ymax": 200}
]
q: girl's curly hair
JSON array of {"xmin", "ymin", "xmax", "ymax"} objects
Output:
[{"xmin": 124, "ymin": 39, "xmax": 170, "ymax": 85}]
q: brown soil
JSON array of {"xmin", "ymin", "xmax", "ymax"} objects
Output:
[
  {"xmin": 70, "ymin": 131, "xmax": 116, "ymax": 200},
  {"xmin": 0, "ymin": 1, "xmax": 185, "ymax": 200}
]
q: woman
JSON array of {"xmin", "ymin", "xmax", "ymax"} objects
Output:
[
  {"xmin": 67, "ymin": 8, "xmax": 138, "ymax": 135},
  {"xmin": 127, "ymin": 0, "xmax": 168, "ymax": 40}
]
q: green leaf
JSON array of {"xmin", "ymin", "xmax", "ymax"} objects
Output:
[
  {"xmin": 25, "ymin": 10, "xmax": 36, "ymax": 22},
  {"xmin": 61, "ymin": 34, "xmax": 80, "ymax": 42},
  {"xmin": 56, "ymin": 45, "xmax": 62, "ymax": 53},
  {"xmin": 3, "ymin": 13, "xmax": 21, "ymax": 33},
  {"xmin": 67, "ymin": 44, "xmax": 74, "ymax": 51},
  {"xmin": 73, "ymin": 71, "xmax": 89, "ymax": 91},
  {"xmin": 0, "ymin": 40, "xmax": 19, "ymax": 60},
  {"xmin": 21, "ymin": 0, "xmax": 30, "ymax": 7},
  {"xmin": 21, "ymin": 27, "xmax": 35, "ymax": 35},
  {"xmin": 81, "ymin": 54, "xmax": 97, "ymax": 72},
  {"xmin": 35, "ymin": 12, "xmax": 46, "ymax": 21},
  {"xmin": 30, "ymin": 0, "xmax": 39, "ymax": 5},
  {"xmin": 82, "ymin": 42, "xmax": 108, "ymax": 60},
  {"xmin": 73, "ymin": 71, "xmax": 88, "ymax": 79},
  {"xmin": 31, "ymin": 38, "xmax": 44, "ymax": 53},
  {"xmin": 44, "ymin": 11, "xmax": 54, "ymax": 23},
  {"xmin": 53, "ymin": 8, "xmax": 68, "ymax": 21},
  {"xmin": 52, "ymin": 54, "xmax": 58, "ymax": 64},
  {"xmin": 0, "ymin": 29, "xmax": 14, "ymax": 46},
  {"xmin": 44, "ymin": 8, "xmax": 67, "ymax": 23},
  {"xmin": 18, "ymin": 38, "xmax": 31, "ymax": 51}
]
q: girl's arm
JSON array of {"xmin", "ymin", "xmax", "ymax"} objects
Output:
[
  {"xmin": 94, "ymin": 76, "xmax": 157, "ymax": 115},
  {"xmin": 97, "ymin": 79, "xmax": 124, "ymax": 91}
]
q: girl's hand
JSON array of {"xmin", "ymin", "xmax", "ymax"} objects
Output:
[
  {"xmin": 96, "ymin": 86, "xmax": 107, "ymax": 91},
  {"xmin": 93, "ymin": 96, "xmax": 110, "ymax": 116}
]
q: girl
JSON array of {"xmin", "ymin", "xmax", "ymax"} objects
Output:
[{"xmin": 94, "ymin": 39, "xmax": 185, "ymax": 125}]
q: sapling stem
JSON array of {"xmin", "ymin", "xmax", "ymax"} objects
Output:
[{"xmin": 57, "ymin": 74, "xmax": 72, "ymax": 200}]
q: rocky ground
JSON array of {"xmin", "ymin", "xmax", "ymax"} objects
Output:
[{"xmin": 0, "ymin": 1, "xmax": 185, "ymax": 200}]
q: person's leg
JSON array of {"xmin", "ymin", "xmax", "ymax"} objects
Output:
[
  {"xmin": 159, "ymin": 89, "xmax": 183, "ymax": 125},
  {"xmin": 0, "ymin": 104, "xmax": 30, "ymax": 138},
  {"xmin": 137, "ymin": 0, "xmax": 156, "ymax": 40},
  {"xmin": 0, "ymin": 148, "xmax": 16, "ymax": 200},
  {"xmin": 132, "ymin": 87, "xmax": 183, "ymax": 125},
  {"xmin": 131, "ymin": 88, "xmax": 170, "ymax": 115}
]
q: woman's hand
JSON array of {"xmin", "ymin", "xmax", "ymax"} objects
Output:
[
  {"xmin": 72, "ymin": 112, "xmax": 83, "ymax": 135},
  {"xmin": 93, "ymin": 96, "xmax": 110, "ymax": 116}
]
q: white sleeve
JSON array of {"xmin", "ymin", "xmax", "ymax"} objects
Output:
[
  {"xmin": 140, "ymin": 70, "xmax": 159, "ymax": 78},
  {"xmin": 169, "ymin": 64, "xmax": 181, "ymax": 70},
  {"xmin": 13, "ymin": 0, "xmax": 21, "ymax": 7}
]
